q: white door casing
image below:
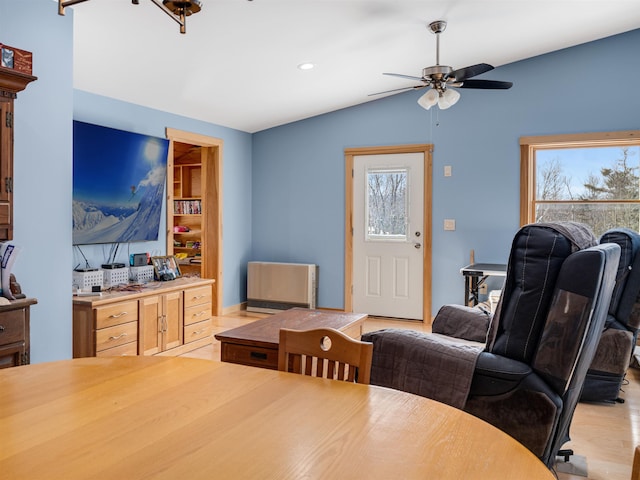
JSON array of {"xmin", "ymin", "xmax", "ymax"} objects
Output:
[{"xmin": 352, "ymin": 152, "xmax": 424, "ymax": 320}]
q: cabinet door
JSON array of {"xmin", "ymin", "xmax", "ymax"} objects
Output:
[
  {"xmin": 0, "ymin": 97, "xmax": 13, "ymax": 240},
  {"xmin": 163, "ymin": 291, "xmax": 183, "ymax": 351},
  {"xmin": 139, "ymin": 295, "xmax": 162, "ymax": 355}
]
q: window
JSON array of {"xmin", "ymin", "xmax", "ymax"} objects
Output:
[
  {"xmin": 366, "ymin": 168, "xmax": 408, "ymax": 241},
  {"xmin": 520, "ymin": 131, "xmax": 640, "ymax": 237}
]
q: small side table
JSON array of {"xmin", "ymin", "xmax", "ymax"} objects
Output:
[
  {"xmin": 0, "ymin": 297, "xmax": 38, "ymax": 368},
  {"xmin": 460, "ymin": 263, "xmax": 506, "ymax": 307}
]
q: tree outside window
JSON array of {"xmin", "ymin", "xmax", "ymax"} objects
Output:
[{"xmin": 521, "ymin": 131, "xmax": 640, "ymax": 237}]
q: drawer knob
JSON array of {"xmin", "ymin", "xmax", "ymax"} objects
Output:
[
  {"xmin": 109, "ymin": 312, "xmax": 128, "ymax": 319},
  {"xmin": 108, "ymin": 333, "xmax": 128, "ymax": 341},
  {"xmin": 0, "ymin": 325, "xmax": 4, "ymax": 333}
]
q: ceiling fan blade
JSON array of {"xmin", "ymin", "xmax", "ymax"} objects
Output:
[
  {"xmin": 368, "ymin": 85, "xmax": 426, "ymax": 96},
  {"xmin": 383, "ymin": 72, "xmax": 425, "ymax": 82},
  {"xmin": 459, "ymin": 79, "xmax": 513, "ymax": 89},
  {"xmin": 449, "ymin": 63, "xmax": 494, "ymax": 82}
]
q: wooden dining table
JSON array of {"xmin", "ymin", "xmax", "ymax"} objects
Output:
[{"xmin": 0, "ymin": 356, "xmax": 555, "ymax": 479}]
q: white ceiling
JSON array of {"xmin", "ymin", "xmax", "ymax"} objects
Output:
[{"xmin": 69, "ymin": 0, "xmax": 640, "ymax": 133}]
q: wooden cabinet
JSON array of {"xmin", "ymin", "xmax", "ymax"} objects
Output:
[
  {"xmin": 0, "ymin": 67, "xmax": 37, "ymax": 240},
  {"xmin": 0, "ymin": 298, "xmax": 37, "ymax": 368},
  {"xmin": 183, "ymin": 284, "xmax": 213, "ymax": 346},
  {"xmin": 73, "ymin": 277, "xmax": 213, "ymax": 358},
  {"xmin": 94, "ymin": 300, "xmax": 138, "ymax": 357},
  {"xmin": 139, "ymin": 291, "xmax": 183, "ymax": 355}
]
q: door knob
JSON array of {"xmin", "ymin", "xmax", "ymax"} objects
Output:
[{"xmin": 414, "ymin": 242, "xmax": 422, "ymax": 249}]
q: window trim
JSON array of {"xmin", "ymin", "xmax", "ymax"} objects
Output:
[{"xmin": 519, "ymin": 130, "xmax": 640, "ymax": 226}]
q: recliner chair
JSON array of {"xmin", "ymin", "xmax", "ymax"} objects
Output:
[
  {"xmin": 581, "ymin": 228, "xmax": 640, "ymax": 403},
  {"xmin": 433, "ymin": 227, "xmax": 640, "ymax": 404},
  {"xmin": 362, "ymin": 222, "xmax": 620, "ymax": 468}
]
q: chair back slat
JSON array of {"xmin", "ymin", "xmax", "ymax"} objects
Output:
[{"xmin": 278, "ymin": 327, "xmax": 373, "ymax": 384}]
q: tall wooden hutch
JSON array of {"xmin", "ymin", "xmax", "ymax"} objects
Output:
[
  {"xmin": 0, "ymin": 66, "xmax": 37, "ymax": 240},
  {"xmin": 0, "ymin": 65, "xmax": 37, "ymax": 368}
]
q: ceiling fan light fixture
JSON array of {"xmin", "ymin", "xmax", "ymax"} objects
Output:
[
  {"xmin": 162, "ymin": 0, "xmax": 202, "ymax": 16},
  {"xmin": 417, "ymin": 89, "xmax": 439, "ymax": 110},
  {"xmin": 437, "ymin": 88, "xmax": 460, "ymax": 110}
]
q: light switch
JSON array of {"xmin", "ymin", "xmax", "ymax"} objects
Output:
[
  {"xmin": 444, "ymin": 219, "xmax": 456, "ymax": 231},
  {"xmin": 444, "ymin": 165, "xmax": 452, "ymax": 177}
]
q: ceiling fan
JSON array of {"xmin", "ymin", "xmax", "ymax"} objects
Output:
[{"xmin": 371, "ymin": 20, "xmax": 513, "ymax": 110}]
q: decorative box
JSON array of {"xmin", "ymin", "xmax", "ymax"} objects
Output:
[
  {"xmin": 130, "ymin": 265, "xmax": 154, "ymax": 283},
  {"xmin": 73, "ymin": 270, "xmax": 104, "ymax": 290},
  {"xmin": 0, "ymin": 44, "xmax": 33, "ymax": 75},
  {"xmin": 102, "ymin": 267, "xmax": 129, "ymax": 288}
]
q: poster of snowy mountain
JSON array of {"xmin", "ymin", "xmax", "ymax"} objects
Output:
[{"xmin": 72, "ymin": 121, "xmax": 169, "ymax": 245}]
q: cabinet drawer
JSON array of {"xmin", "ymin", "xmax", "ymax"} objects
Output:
[
  {"xmin": 220, "ymin": 343, "xmax": 278, "ymax": 370},
  {"xmin": 0, "ymin": 203, "xmax": 9, "ymax": 225},
  {"xmin": 184, "ymin": 303, "xmax": 211, "ymax": 326},
  {"xmin": 184, "ymin": 319, "xmax": 212, "ymax": 344},
  {"xmin": 184, "ymin": 286, "xmax": 212, "ymax": 308},
  {"xmin": 96, "ymin": 341, "xmax": 138, "ymax": 357},
  {"xmin": 96, "ymin": 321, "xmax": 138, "ymax": 352},
  {"xmin": 96, "ymin": 301, "xmax": 139, "ymax": 329},
  {"xmin": 0, "ymin": 310, "xmax": 25, "ymax": 345}
]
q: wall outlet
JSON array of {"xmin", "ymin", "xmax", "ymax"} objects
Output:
[
  {"xmin": 444, "ymin": 219, "xmax": 456, "ymax": 231},
  {"xmin": 479, "ymin": 283, "xmax": 488, "ymax": 295}
]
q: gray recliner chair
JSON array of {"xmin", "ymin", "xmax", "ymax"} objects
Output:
[{"xmin": 362, "ymin": 222, "xmax": 620, "ymax": 468}]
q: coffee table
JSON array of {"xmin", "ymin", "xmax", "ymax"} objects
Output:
[{"xmin": 214, "ymin": 308, "xmax": 367, "ymax": 370}]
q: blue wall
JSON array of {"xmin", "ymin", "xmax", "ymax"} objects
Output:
[
  {"xmin": 3, "ymin": 0, "xmax": 639, "ymax": 364},
  {"xmin": 1, "ymin": 0, "xmax": 74, "ymax": 363},
  {"xmin": 253, "ymin": 29, "xmax": 640, "ymax": 314}
]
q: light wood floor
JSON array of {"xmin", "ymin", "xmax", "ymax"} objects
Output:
[{"xmin": 182, "ymin": 311, "xmax": 640, "ymax": 480}]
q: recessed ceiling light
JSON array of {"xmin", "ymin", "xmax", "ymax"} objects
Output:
[{"xmin": 297, "ymin": 63, "xmax": 315, "ymax": 71}]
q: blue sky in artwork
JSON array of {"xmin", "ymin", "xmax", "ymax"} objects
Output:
[{"xmin": 73, "ymin": 121, "xmax": 168, "ymax": 206}]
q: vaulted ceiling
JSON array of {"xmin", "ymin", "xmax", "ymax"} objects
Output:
[{"xmin": 69, "ymin": 0, "xmax": 640, "ymax": 133}]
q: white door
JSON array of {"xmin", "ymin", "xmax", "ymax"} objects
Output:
[{"xmin": 352, "ymin": 153, "xmax": 424, "ymax": 320}]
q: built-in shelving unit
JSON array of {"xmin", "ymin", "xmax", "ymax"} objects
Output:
[
  {"xmin": 165, "ymin": 129, "xmax": 223, "ymax": 316},
  {"xmin": 170, "ymin": 144, "xmax": 206, "ymax": 276}
]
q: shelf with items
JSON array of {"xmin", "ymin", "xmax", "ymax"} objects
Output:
[{"xmin": 173, "ymin": 200, "xmax": 202, "ymax": 215}]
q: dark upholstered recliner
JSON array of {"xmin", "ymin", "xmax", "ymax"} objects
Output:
[
  {"xmin": 433, "ymin": 227, "xmax": 640, "ymax": 404},
  {"xmin": 362, "ymin": 222, "xmax": 620, "ymax": 468},
  {"xmin": 581, "ymin": 228, "xmax": 640, "ymax": 403}
]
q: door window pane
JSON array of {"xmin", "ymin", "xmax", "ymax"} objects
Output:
[{"xmin": 366, "ymin": 168, "xmax": 407, "ymax": 241}]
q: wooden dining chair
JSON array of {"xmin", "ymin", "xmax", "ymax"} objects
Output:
[
  {"xmin": 632, "ymin": 445, "xmax": 640, "ymax": 480},
  {"xmin": 278, "ymin": 328, "xmax": 373, "ymax": 384}
]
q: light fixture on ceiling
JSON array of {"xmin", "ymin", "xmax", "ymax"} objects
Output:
[
  {"xmin": 370, "ymin": 20, "xmax": 512, "ymax": 111},
  {"xmin": 58, "ymin": 0, "xmax": 202, "ymax": 34},
  {"xmin": 417, "ymin": 87, "xmax": 460, "ymax": 110},
  {"xmin": 297, "ymin": 63, "xmax": 315, "ymax": 71}
]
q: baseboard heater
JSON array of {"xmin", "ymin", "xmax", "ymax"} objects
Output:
[{"xmin": 247, "ymin": 261, "xmax": 318, "ymax": 313}]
